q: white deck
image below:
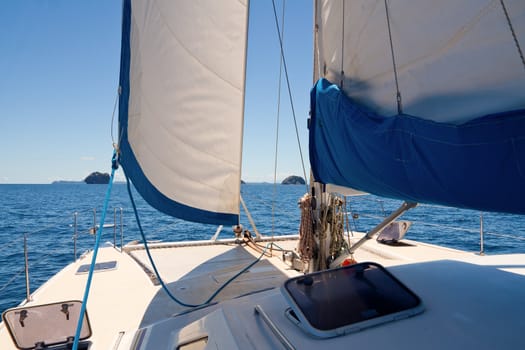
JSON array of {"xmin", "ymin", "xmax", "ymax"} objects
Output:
[{"xmin": 1, "ymin": 234, "xmax": 525, "ymax": 349}]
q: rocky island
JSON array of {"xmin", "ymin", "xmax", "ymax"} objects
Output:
[
  {"xmin": 84, "ymin": 172, "xmax": 110, "ymax": 184},
  {"xmin": 281, "ymin": 175, "xmax": 306, "ymax": 185}
]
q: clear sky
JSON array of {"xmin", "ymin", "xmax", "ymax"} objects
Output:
[{"xmin": 0, "ymin": 0, "xmax": 313, "ymax": 184}]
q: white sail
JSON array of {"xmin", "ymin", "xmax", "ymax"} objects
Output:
[
  {"xmin": 119, "ymin": 0, "xmax": 249, "ymax": 224},
  {"xmin": 316, "ymin": 0, "xmax": 525, "ymax": 124}
]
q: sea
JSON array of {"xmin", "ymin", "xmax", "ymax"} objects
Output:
[{"xmin": 1, "ymin": 183, "xmax": 524, "ymax": 315}]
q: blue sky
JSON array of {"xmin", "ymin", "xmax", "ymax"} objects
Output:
[{"xmin": 0, "ymin": 0, "xmax": 313, "ymax": 184}]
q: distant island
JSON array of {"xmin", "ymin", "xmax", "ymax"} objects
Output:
[
  {"xmin": 281, "ymin": 175, "xmax": 306, "ymax": 185},
  {"xmin": 52, "ymin": 175, "xmax": 303, "ymax": 185},
  {"xmin": 84, "ymin": 172, "xmax": 110, "ymax": 184},
  {"xmin": 51, "ymin": 180, "xmax": 83, "ymax": 184}
]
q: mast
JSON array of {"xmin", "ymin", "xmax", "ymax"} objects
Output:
[
  {"xmin": 303, "ymin": 0, "xmax": 418, "ymax": 272},
  {"xmin": 302, "ymin": 0, "xmax": 348, "ymax": 272}
]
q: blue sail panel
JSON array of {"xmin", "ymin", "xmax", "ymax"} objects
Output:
[{"xmin": 310, "ymin": 79, "xmax": 525, "ymax": 214}]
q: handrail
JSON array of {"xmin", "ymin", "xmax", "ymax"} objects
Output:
[
  {"xmin": 354, "ymin": 211, "xmax": 525, "ymax": 242},
  {"xmin": 0, "ymin": 207, "xmax": 125, "ymax": 314},
  {"xmin": 73, "ymin": 212, "xmax": 78, "ymax": 260},
  {"xmin": 254, "ymin": 304, "xmax": 296, "ymax": 350},
  {"xmin": 23, "ymin": 234, "xmax": 31, "ymax": 302},
  {"xmin": 347, "ymin": 198, "xmax": 525, "ymax": 255}
]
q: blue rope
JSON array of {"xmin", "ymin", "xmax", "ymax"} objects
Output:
[
  {"xmin": 72, "ymin": 151, "xmax": 118, "ymax": 350},
  {"xmin": 124, "ymin": 173, "xmax": 271, "ymax": 308}
]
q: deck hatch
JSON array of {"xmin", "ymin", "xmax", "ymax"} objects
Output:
[
  {"xmin": 281, "ymin": 262, "xmax": 424, "ymax": 338},
  {"xmin": 1, "ymin": 300, "xmax": 91, "ymax": 349},
  {"xmin": 76, "ymin": 261, "xmax": 117, "ymax": 274}
]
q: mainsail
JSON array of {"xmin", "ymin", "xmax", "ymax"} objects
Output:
[
  {"xmin": 310, "ymin": 0, "xmax": 525, "ymax": 214},
  {"xmin": 118, "ymin": 0, "xmax": 248, "ymax": 224}
]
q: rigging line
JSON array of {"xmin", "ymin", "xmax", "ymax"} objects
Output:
[
  {"xmin": 384, "ymin": 0, "xmax": 403, "ymax": 114},
  {"xmin": 30, "ymin": 245, "xmax": 78, "ymax": 265},
  {"xmin": 314, "ymin": 0, "xmax": 320, "ymax": 80},
  {"xmin": 340, "ymin": 0, "xmax": 345, "ymax": 88},
  {"xmin": 272, "ymin": 0, "xmax": 286, "ymax": 238},
  {"xmin": 124, "ymin": 172, "xmax": 274, "ymax": 308},
  {"xmin": 246, "ymin": 235, "xmax": 287, "ymax": 252},
  {"xmin": 0, "ymin": 266, "xmax": 26, "ymax": 294},
  {"xmin": 19, "ymin": 216, "xmax": 72, "ymax": 237},
  {"xmin": 484, "ymin": 231, "xmax": 525, "ymax": 242},
  {"xmin": 271, "ymin": 0, "xmax": 309, "ymax": 192},
  {"xmin": 110, "ymin": 89, "xmax": 120, "ymax": 147},
  {"xmin": 500, "ymin": 0, "xmax": 525, "ymax": 70},
  {"xmin": 73, "ymin": 151, "xmax": 118, "ymax": 350},
  {"xmin": 124, "ymin": 174, "xmax": 199, "ymax": 308},
  {"xmin": 0, "ymin": 236, "xmax": 24, "ymax": 255}
]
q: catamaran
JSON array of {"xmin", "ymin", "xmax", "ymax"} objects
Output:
[{"xmin": 1, "ymin": 0, "xmax": 525, "ymax": 349}]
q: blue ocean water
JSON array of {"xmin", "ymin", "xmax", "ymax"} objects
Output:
[{"xmin": 1, "ymin": 183, "xmax": 524, "ymax": 314}]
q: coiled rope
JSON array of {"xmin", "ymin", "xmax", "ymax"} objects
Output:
[
  {"xmin": 298, "ymin": 194, "xmax": 315, "ymax": 267},
  {"xmin": 298, "ymin": 193, "xmax": 349, "ymax": 271},
  {"xmin": 326, "ymin": 195, "xmax": 347, "ymax": 261}
]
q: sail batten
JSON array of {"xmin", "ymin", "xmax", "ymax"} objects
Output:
[{"xmin": 118, "ymin": 0, "xmax": 248, "ymax": 225}]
